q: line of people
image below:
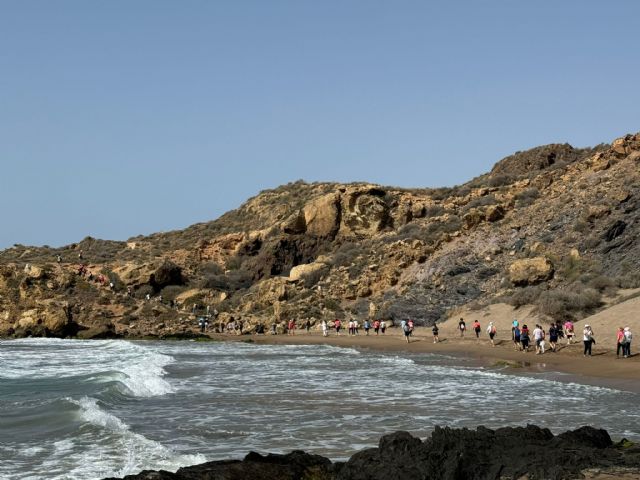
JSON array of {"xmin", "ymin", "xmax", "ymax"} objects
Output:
[{"xmin": 458, "ymin": 317, "xmax": 633, "ymax": 358}]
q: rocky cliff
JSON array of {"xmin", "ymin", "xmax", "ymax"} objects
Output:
[{"xmin": 1, "ymin": 132, "xmax": 639, "ymax": 338}]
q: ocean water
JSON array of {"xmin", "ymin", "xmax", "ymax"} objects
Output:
[{"xmin": 0, "ymin": 339, "xmax": 639, "ymax": 480}]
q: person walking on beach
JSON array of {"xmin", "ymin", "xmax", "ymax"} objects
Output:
[
  {"xmin": 408, "ymin": 319, "xmax": 415, "ymax": 337},
  {"xmin": 533, "ymin": 324, "xmax": 544, "ymax": 355},
  {"xmin": 583, "ymin": 324, "xmax": 595, "ymax": 356},
  {"xmin": 354, "ymin": 320, "xmax": 360, "ymax": 335},
  {"xmin": 458, "ymin": 318, "xmax": 466, "ymax": 337},
  {"xmin": 548, "ymin": 323, "xmax": 558, "ymax": 352},
  {"xmin": 564, "ymin": 320, "xmax": 575, "ymax": 344},
  {"xmin": 287, "ymin": 319, "xmax": 296, "ymax": 335},
  {"xmin": 520, "ymin": 324, "xmax": 530, "ymax": 352},
  {"xmin": 364, "ymin": 320, "xmax": 371, "ymax": 335},
  {"xmin": 511, "ymin": 319, "xmax": 519, "ymax": 341},
  {"xmin": 472, "ymin": 320, "xmax": 481, "ymax": 340},
  {"xmin": 616, "ymin": 326, "xmax": 625, "ymax": 358},
  {"xmin": 487, "ymin": 322, "xmax": 497, "ymax": 347},
  {"xmin": 400, "ymin": 319, "xmax": 407, "ymax": 335},
  {"xmin": 432, "ymin": 323, "xmax": 439, "ymax": 343},
  {"xmin": 305, "ymin": 319, "xmax": 311, "ymax": 333},
  {"xmin": 322, "ymin": 320, "xmax": 328, "ymax": 337},
  {"xmin": 373, "ymin": 320, "xmax": 380, "ymax": 335},
  {"xmin": 622, "ymin": 327, "xmax": 632, "ymax": 358},
  {"xmin": 380, "ymin": 320, "xmax": 386, "ymax": 335},
  {"xmin": 403, "ymin": 321, "xmax": 411, "ymax": 343},
  {"xmin": 334, "ymin": 319, "xmax": 342, "ymax": 335},
  {"xmin": 513, "ymin": 325, "xmax": 521, "ymax": 350}
]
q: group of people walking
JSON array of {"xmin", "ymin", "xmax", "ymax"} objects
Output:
[{"xmin": 458, "ymin": 317, "xmax": 633, "ymax": 358}]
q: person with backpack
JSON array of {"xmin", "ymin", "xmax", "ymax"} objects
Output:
[
  {"xmin": 513, "ymin": 325, "xmax": 521, "ymax": 350},
  {"xmin": 548, "ymin": 323, "xmax": 558, "ymax": 352},
  {"xmin": 472, "ymin": 320, "xmax": 481, "ymax": 340},
  {"xmin": 403, "ymin": 321, "xmax": 412, "ymax": 343},
  {"xmin": 487, "ymin": 322, "xmax": 497, "ymax": 347},
  {"xmin": 432, "ymin": 323, "xmax": 439, "ymax": 343},
  {"xmin": 458, "ymin": 318, "xmax": 466, "ymax": 337},
  {"xmin": 334, "ymin": 319, "xmax": 342, "ymax": 335},
  {"xmin": 616, "ymin": 326, "xmax": 625, "ymax": 358},
  {"xmin": 622, "ymin": 327, "xmax": 633, "ymax": 358},
  {"xmin": 511, "ymin": 319, "xmax": 519, "ymax": 341},
  {"xmin": 364, "ymin": 320, "xmax": 371, "ymax": 335},
  {"xmin": 564, "ymin": 320, "xmax": 575, "ymax": 344},
  {"xmin": 533, "ymin": 324, "xmax": 544, "ymax": 355},
  {"xmin": 520, "ymin": 324, "xmax": 530, "ymax": 352}
]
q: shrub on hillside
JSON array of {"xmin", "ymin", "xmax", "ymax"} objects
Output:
[
  {"xmin": 514, "ymin": 187, "xmax": 540, "ymax": 208},
  {"xmin": 536, "ymin": 287, "xmax": 601, "ymax": 320}
]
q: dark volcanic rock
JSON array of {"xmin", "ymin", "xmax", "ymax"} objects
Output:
[{"xmin": 105, "ymin": 425, "xmax": 640, "ymax": 480}]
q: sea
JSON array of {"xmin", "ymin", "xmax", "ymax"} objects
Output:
[{"xmin": 1, "ymin": 338, "xmax": 639, "ymax": 480}]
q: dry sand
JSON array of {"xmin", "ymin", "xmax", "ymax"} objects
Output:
[{"xmin": 211, "ymin": 296, "xmax": 640, "ymax": 392}]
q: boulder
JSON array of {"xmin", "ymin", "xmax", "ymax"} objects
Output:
[
  {"xmin": 485, "ymin": 205, "xmax": 505, "ymax": 222},
  {"xmin": 288, "ymin": 262, "xmax": 329, "ymax": 283},
  {"xmin": 303, "ymin": 193, "xmax": 341, "ymax": 237},
  {"xmin": 509, "ymin": 257, "xmax": 554, "ymax": 286}
]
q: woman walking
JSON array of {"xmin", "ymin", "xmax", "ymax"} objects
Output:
[
  {"xmin": 583, "ymin": 324, "xmax": 594, "ymax": 356},
  {"xmin": 487, "ymin": 322, "xmax": 497, "ymax": 347}
]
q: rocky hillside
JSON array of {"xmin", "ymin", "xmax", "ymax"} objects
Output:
[{"xmin": 1, "ymin": 132, "xmax": 639, "ymax": 338}]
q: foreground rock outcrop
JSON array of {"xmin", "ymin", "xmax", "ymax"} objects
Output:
[{"xmin": 105, "ymin": 425, "xmax": 640, "ymax": 480}]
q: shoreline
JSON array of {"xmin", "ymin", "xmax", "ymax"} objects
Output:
[{"xmin": 204, "ymin": 328, "xmax": 640, "ymax": 393}]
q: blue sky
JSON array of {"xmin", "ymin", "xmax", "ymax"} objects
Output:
[{"xmin": 1, "ymin": 1, "xmax": 638, "ymax": 249}]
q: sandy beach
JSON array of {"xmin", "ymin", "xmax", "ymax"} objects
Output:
[{"xmin": 209, "ymin": 312, "xmax": 640, "ymax": 393}]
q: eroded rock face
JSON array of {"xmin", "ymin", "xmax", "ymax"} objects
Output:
[
  {"xmin": 509, "ymin": 257, "xmax": 554, "ymax": 286},
  {"xmin": 340, "ymin": 187, "xmax": 389, "ymax": 236}
]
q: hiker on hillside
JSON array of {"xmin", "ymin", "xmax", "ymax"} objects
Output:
[
  {"xmin": 458, "ymin": 318, "xmax": 466, "ymax": 337},
  {"xmin": 487, "ymin": 322, "xmax": 497, "ymax": 347},
  {"xmin": 432, "ymin": 323, "xmax": 439, "ymax": 343},
  {"xmin": 583, "ymin": 324, "xmax": 595, "ymax": 357},
  {"xmin": 56, "ymin": 254, "xmax": 62, "ymax": 263},
  {"xmin": 472, "ymin": 320, "xmax": 481, "ymax": 340}
]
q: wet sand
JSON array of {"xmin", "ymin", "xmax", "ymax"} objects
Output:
[{"xmin": 210, "ymin": 329, "xmax": 640, "ymax": 393}]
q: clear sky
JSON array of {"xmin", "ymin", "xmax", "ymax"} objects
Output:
[{"xmin": 1, "ymin": 1, "xmax": 638, "ymax": 249}]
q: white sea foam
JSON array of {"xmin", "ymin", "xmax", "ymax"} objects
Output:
[{"xmin": 0, "ymin": 339, "xmax": 175, "ymax": 397}]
